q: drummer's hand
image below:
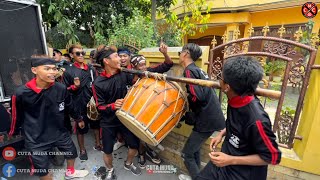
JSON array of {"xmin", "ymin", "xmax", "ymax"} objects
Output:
[
  {"xmin": 159, "ymin": 43, "xmax": 168, "ymax": 54},
  {"xmin": 210, "ymin": 134, "xmax": 223, "ymax": 152},
  {"xmin": 78, "ymin": 120, "xmax": 85, "ymax": 129},
  {"xmin": 114, "ymin": 99, "xmax": 124, "ymax": 109},
  {"xmin": 74, "ymin": 77, "xmax": 80, "ymax": 88}
]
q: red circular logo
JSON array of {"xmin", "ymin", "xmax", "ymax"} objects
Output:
[
  {"xmin": 302, "ymin": 2, "xmax": 318, "ymax": 18},
  {"xmin": 2, "ymin": 147, "xmax": 16, "ymax": 161}
]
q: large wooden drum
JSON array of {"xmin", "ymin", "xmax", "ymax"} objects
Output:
[{"xmin": 116, "ymin": 77, "xmax": 188, "ymax": 146}]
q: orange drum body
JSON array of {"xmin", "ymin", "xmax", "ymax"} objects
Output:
[{"xmin": 116, "ymin": 78, "xmax": 188, "ymax": 146}]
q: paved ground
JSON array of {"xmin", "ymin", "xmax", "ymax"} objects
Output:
[{"xmin": 6, "ymin": 130, "xmax": 179, "ymax": 180}]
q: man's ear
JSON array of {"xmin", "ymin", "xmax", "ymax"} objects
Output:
[
  {"xmin": 69, "ymin": 53, "xmax": 73, "ymax": 59},
  {"xmin": 224, "ymin": 84, "xmax": 231, "ymax": 93},
  {"xmin": 31, "ymin": 67, "xmax": 37, "ymax": 75},
  {"xmin": 103, "ymin": 58, "xmax": 108, "ymax": 65}
]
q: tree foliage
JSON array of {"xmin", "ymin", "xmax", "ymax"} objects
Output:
[
  {"xmin": 124, "ymin": 0, "xmax": 174, "ymax": 15},
  {"xmin": 104, "ymin": 9, "xmax": 182, "ymax": 51},
  {"xmin": 46, "ymin": 27, "xmax": 93, "ymax": 49},
  {"xmin": 106, "ymin": 10, "xmax": 157, "ymax": 50},
  {"xmin": 37, "ymin": 0, "xmax": 176, "ymax": 47},
  {"xmin": 37, "ymin": 0, "xmax": 210, "ymax": 47},
  {"xmin": 164, "ymin": 0, "xmax": 211, "ymax": 37}
]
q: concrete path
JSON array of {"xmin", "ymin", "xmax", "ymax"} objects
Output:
[{"xmin": 7, "ymin": 130, "xmax": 179, "ymax": 180}]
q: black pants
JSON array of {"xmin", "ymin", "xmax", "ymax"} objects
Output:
[
  {"xmin": 194, "ymin": 161, "xmax": 220, "ymax": 180},
  {"xmin": 181, "ymin": 130, "xmax": 212, "ymax": 179},
  {"xmin": 101, "ymin": 125, "xmax": 139, "ymax": 154}
]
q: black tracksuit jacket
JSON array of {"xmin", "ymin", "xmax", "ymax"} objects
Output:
[
  {"xmin": 147, "ymin": 61, "xmax": 173, "ymax": 73},
  {"xmin": 217, "ymin": 96, "xmax": 281, "ymax": 180},
  {"xmin": 183, "ymin": 63, "xmax": 225, "ymax": 133},
  {"xmin": 9, "ymin": 78, "xmax": 81, "ymax": 148},
  {"xmin": 62, "ymin": 62, "xmax": 96, "ymax": 114},
  {"xmin": 92, "ymin": 71, "xmax": 134, "ymax": 127}
]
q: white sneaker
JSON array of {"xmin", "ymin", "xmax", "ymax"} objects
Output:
[
  {"xmin": 178, "ymin": 174, "xmax": 192, "ymax": 180},
  {"xmin": 65, "ymin": 169, "xmax": 89, "ymax": 179},
  {"xmin": 113, "ymin": 141, "xmax": 125, "ymax": 151}
]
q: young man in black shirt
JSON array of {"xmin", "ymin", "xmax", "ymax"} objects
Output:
[
  {"xmin": 9, "ymin": 58, "xmax": 88, "ymax": 180},
  {"xmin": 63, "ymin": 44, "xmax": 101, "ymax": 161},
  {"xmin": 119, "ymin": 47, "xmax": 133, "ymax": 69},
  {"xmin": 53, "ymin": 48, "xmax": 71, "ymax": 69},
  {"xmin": 92, "ymin": 46, "xmax": 141, "ymax": 179},
  {"xmin": 178, "ymin": 43, "xmax": 225, "ymax": 180},
  {"xmin": 195, "ymin": 56, "xmax": 281, "ymax": 180},
  {"xmin": 53, "ymin": 49, "xmax": 73, "ymax": 133}
]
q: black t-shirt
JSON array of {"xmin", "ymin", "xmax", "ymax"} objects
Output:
[
  {"xmin": 92, "ymin": 71, "xmax": 134, "ymax": 127},
  {"xmin": 147, "ymin": 61, "xmax": 173, "ymax": 73},
  {"xmin": 183, "ymin": 63, "xmax": 225, "ymax": 132},
  {"xmin": 9, "ymin": 79, "xmax": 81, "ymax": 148},
  {"xmin": 218, "ymin": 96, "xmax": 281, "ymax": 180},
  {"xmin": 62, "ymin": 62, "xmax": 96, "ymax": 114}
]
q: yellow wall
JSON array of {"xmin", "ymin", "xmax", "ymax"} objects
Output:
[
  {"xmin": 139, "ymin": 46, "xmax": 210, "ymax": 72},
  {"xmin": 184, "ymin": 7, "xmax": 316, "ymax": 41},
  {"xmin": 278, "ymin": 48, "xmax": 320, "ymax": 174},
  {"xmin": 250, "ymin": 7, "xmax": 309, "ymax": 27},
  {"xmin": 202, "ymin": 12, "xmax": 251, "ymax": 25},
  {"xmin": 170, "ymin": 0, "xmax": 294, "ymax": 17},
  {"xmin": 188, "ymin": 26, "xmax": 226, "ymax": 39}
]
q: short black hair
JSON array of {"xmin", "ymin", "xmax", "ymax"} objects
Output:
[
  {"xmin": 95, "ymin": 45, "xmax": 117, "ymax": 68},
  {"xmin": 222, "ymin": 56, "xmax": 264, "ymax": 96},
  {"xmin": 182, "ymin": 43, "xmax": 202, "ymax": 61},
  {"xmin": 63, "ymin": 53, "xmax": 71, "ymax": 59},
  {"xmin": 90, "ymin": 50, "xmax": 96, "ymax": 58},
  {"xmin": 68, "ymin": 44, "xmax": 82, "ymax": 54},
  {"xmin": 53, "ymin": 49, "xmax": 62, "ymax": 55},
  {"xmin": 118, "ymin": 47, "xmax": 131, "ymax": 55}
]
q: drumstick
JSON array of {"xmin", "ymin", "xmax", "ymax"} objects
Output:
[{"xmin": 120, "ymin": 68, "xmax": 281, "ymax": 100}]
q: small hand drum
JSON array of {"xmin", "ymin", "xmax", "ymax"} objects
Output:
[
  {"xmin": 116, "ymin": 77, "xmax": 188, "ymax": 146},
  {"xmin": 87, "ymin": 96, "xmax": 100, "ymax": 121}
]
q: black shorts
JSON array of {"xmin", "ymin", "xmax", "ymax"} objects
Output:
[
  {"xmin": 76, "ymin": 115, "xmax": 100, "ymax": 134},
  {"xmin": 27, "ymin": 133, "xmax": 78, "ymax": 177},
  {"xmin": 102, "ymin": 125, "xmax": 139, "ymax": 154}
]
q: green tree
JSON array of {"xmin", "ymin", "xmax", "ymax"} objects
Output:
[
  {"xmin": 37, "ymin": 0, "xmax": 176, "ymax": 47},
  {"xmin": 164, "ymin": 0, "xmax": 211, "ymax": 38},
  {"xmin": 106, "ymin": 10, "xmax": 157, "ymax": 51}
]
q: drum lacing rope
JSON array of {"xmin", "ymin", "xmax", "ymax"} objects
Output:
[
  {"xmin": 152, "ymin": 73, "xmax": 162, "ymax": 81},
  {"xmin": 150, "ymin": 72, "xmax": 167, "ymax": 81},
  {"xmin": 162, "ymin": 74, "xmax": 167, "ymax": 81},
  {"xmin": 172, "ymin": 85, "xmax": 180, "ymax": 117},
  {"xmin": 144, "ymin": 71, "xmax": 149, "ymax": 78}
]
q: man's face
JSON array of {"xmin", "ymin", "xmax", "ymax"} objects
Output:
[
  {"xmin": 135, "ymin": 62, "xmax": 147, "ymax": 71},
  {"xmin": 64, "ymin": 55, "xmax": 71, "ymax": 62},
  {"xmin": 119, "ymin": 53, "xmax": 130, "ymax": 67},
  {"xmin": 178, "ymin": 49, "xmax": 189, "ymax": 64},
  {"xmin": 53, "ymin": 52, "xmax": 62, "ymax": 62},
  {"xmin": 219, "ymin": 74, "xmax": 230, "ymax": 95},
  {"xmin": 31, "ymin": 65, "xmax": 57, "ymax": 83},
  {"xmin": 106, "ymin": 52, "xmax": 121, "ymax": 70},
  {"xmin": 71, "ymin": 48, "xmax": 85, "ymax": 63}
]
